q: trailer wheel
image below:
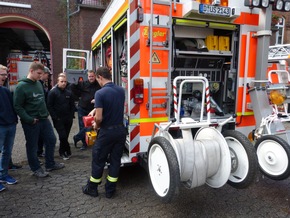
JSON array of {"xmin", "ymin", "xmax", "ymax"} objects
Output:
[
  {"xmin": 223, "ymin": 130, "xmax": 258, "ymax": 189},
  {"xmin": 148, "ymin": 136, "xmax": 180, "ymax": 203},
  {"xmin": 255, "ymin": 135, "xmax": 290, "ymax": 180}
]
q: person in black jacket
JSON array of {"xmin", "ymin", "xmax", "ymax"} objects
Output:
[
  {"xmin": 37, "ymin": 66, "xmax": 51, "ymax": 158},
  {"xmin": 71, "ymin": 70, "xmax": 101, "ymax": 150},
  {"xmin": 47, "ymin": 73, "xmax": 75, "ymax": 160}
]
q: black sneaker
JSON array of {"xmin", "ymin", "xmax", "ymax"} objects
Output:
[
  {"xmin": 105, "ymin": 190, "xmax": 116, "ymax": 199},
  {"xmin": 37, "ymin": 153, "xmax": 45, "ymax": 158},
  {"xmin": 82, "ymin": 182, "xmax": 98, "ymax": 197},
  {"xmin": 66, "ymin": 152, "xmax": 71, "ymax": 158},
  {"xmin": 60, "ymin": 154, "xmax": 69, "ymax": 160},
  {"xmin": 80, "ymin": 145, "xmax": 88, "ymax": 150},
  {"xmin": 46, "ymin": 162, "xmax": 65, "ymax": 172},
  {"xmin": 73, "ymin": 135, "xmax": 78, "ymax": 148},
  {"xmin": 8, "ymin": 163, "xmax": 22, "ymax": 170}
]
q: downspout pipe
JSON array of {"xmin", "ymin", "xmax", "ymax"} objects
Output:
[{"xmin": 67, "ymin": 0, "xmax": 81, "ymax": 48}]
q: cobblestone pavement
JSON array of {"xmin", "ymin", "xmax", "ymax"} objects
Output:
[{"xmin": 1, "ymin": 119, "xmax": 290, "ymax": 217}]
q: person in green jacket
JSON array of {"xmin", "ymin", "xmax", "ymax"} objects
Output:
[{"xmin": 13, "ymin": 62, "xmax": 65, "ymax": 178}]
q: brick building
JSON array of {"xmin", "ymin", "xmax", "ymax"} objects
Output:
[
  {"xmin": 0, "ymin": 0, "xmax": 107, "ymax": 83},
  {"xmin": 272, "ymin": 11, "xmax": 290, "ymax": 45}
]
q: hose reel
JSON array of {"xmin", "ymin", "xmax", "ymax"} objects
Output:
[{"xmin": 174, "ymin": 127, "xmax": 231, "ymax": 189}]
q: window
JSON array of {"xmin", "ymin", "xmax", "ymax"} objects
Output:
[{"xmin": 275, "ymin": 17, "xmax": 285, "ymax": 45}]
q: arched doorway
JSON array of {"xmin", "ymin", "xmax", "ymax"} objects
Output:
[{"xmin": 0, "ymin": 15, "xmax": 51, "ymax": 90}]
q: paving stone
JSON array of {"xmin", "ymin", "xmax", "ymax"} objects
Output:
[{"xmin": 2, "ymin": 119, "xmax": 289, "ymax": 217}]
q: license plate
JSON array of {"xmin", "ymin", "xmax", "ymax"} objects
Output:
[{"xmin": 199, "ymin": 4, "xmax": 231, "ymax": 17}]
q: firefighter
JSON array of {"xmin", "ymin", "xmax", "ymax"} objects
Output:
[
  {"xmin": 82, "ymin": 67, "xmax": 126, "ymax": 198},
  {"xmin": 105, "ymin": 46, "xmax": 112, "ymax": 72}
]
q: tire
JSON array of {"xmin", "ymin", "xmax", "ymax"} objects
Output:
[
  {"xmin": 148, "ymin": 136, "xmax": 180, "ymax": 203},
  {"xmin": 255, "ymin": 135, "xmax": 290, "ymax": 180},
  {"xmin": 223, "ymin": 130, "xmax": 258, "ymax": 189}
]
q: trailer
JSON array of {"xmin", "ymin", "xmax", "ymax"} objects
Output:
[
  {"xmin": 63, "ymin": 0, "xmax": 290, "ymax": 202},
  {"xmin": 248, "ymin": 43, "xmax": 290, "ymax": 181}
]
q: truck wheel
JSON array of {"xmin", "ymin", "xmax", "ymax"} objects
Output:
[
  {"xmin": 148, "ymin": 136, "xmax": 180, "ymax": 203},
  {"xmin": 255, "ymin": 135, "xmax": 290, "ymax": 180},
  {"xmin": 223, "ymin": 130, "xmax": 258, "ymax": 188}
]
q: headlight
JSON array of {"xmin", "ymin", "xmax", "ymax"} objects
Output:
[
  {"xmin": 274, "ymin": 0, "xmax": 284, "ymax": 10},
  {"xmin": 285, "ymin": 1, "xmax": 290, "ymax": 11},
  {"xmin": 244, "ymin": 0, "xmax": 270, "ymax": 8},
  {"xmin": 269, "ymin": 90, "xmax": 286, "ymax": 105}
]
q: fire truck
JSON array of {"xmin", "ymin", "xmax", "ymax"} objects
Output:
[
  {"xmin": 7, "ymin": 50, "xmax": 50, "ymax": 91},
  {"xmin": 63, "ymin": 0, "xmax": 290, "ymax": 202}
]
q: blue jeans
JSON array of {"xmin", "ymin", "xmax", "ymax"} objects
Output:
[
  {"xmin": 0, "ymin": 124, "xmax": 16, "ymax": 179},
  {"xmin": 75, "ymin": 106, "xmax": 90, "ymax": 145},
  {"xmin": 22, "ymin": 119, "xmax": 56, "ymax": 171}
]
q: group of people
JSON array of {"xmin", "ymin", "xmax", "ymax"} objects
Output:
[{"xmin": 0, "ymin": 62, "xmax": 127, "ymax": 199}]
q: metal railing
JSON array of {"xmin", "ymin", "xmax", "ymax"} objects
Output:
[{"xmin": 78, "ymin": 0, "xmax": 110, "ymax": 8}]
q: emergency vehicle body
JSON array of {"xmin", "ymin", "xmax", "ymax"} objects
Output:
[
  {"xmin": 64, "ymin": 0, "xmax": 269, "ymax": 202},
  {"xmin": 7, "ymin": 50, "xmax": 50, "ymax": 91}
]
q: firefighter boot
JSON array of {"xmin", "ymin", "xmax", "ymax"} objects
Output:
[
  {"xmin": 105, "ymin": 180, "xmax": 116, "ymax": 199},
  {"xmin": 82, "ymin": 180, "xmax": 98, "ymax": 197}
]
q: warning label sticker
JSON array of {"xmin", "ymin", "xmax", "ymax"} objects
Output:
[{"xmin": 150, "ymin": 52, "xmax": 160, "ymax": 64}]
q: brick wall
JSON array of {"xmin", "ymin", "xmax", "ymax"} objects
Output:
[
  {"xmin": 0, "ymin": 0, "xmax": 105, "ymax": 83},
  {"xmin": 273, "ymin": 12, "xmax": 290, "ymax": 44}
]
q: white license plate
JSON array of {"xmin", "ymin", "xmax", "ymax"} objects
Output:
[{"xmin": 199, "ymin": 4, "xmax": 231, "ymax": 17}]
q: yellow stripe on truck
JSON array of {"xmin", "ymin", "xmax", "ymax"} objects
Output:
[
  {"xmin": 236, "ymin": 112, "xmax": 254, "ymax": 116},
  {"xmin": 130, "ymin": 117, "xmax": 168, "ymax": 124}
]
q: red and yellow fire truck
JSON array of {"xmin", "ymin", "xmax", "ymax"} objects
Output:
[
  {"xmin": 7, "ymin": 50, "xmax": 50, "ymax": 91},
  {"xmin": 64, "ymin": 0, "xmax": 290, "ymax": 202}
]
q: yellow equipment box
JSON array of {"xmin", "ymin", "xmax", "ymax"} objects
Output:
[
  {"xmin": 219, "ymin": 36, "xmax": 230, "ymax": 51},
  {"xmin": 205, "ymin": 35, "xmax": 218, "ymax": 50},
  {"xmin": 85, "ymin": 130, "xmax": 97, "ymax": 146}
]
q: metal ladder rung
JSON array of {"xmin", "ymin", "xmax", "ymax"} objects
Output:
[
  {"xmin": 151, "ymin": 41, "xmax": 168, "ymax": 47},
  {"xmin": 153, "ymin": 0, "xmax": 171, "ymax": 6},
  {"xmin": 152, "ymin": 24, "xmax": 170, "ymax": 29},
  {"xmin": 152, "ymin": 110, "xmax": 168, "ymax": 115},
  {"xmin": 152, "ymin": 69, "xmax": 170, "ymax": 73},
  {"xmin": 152, "ymin": 89, "xmax": 167, "ymax": 93},
  {"xmin": 152, "ymin": 47, "xmax": 170, "ymax": 51},
  {"xmin": 152, "ymin": 89, "xmax": 168, "ymax": 93},
  {"xmin": 152, "ymin": 96, "xmax": 170, "ymax": 99}
]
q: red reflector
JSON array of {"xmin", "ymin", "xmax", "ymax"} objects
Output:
[
  {"xmin": 131, "ymin": 156, "xmax": 138, "ymax": 163},
  {"xmin": 133, "ymin": 78, "xmax": 144, "ymax": 104},
  {"xmin": 209, "ymin": 123, "xmax": 219, "ymax": 127}
]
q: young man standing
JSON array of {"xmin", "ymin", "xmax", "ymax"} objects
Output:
[
  {"xmin": 37, "ymin": 66, "xmax": 51, "ymax": 158},
  {"xmin": 71, "ymin": 70, "xmax": 101, "ymax": 150},
  {"xmin": 82, "ymin": 67, "xmax": 127, "ymax": 198},
  {"xmin": 13, "ymin": 62, "xmax": 65, "ymax": 178},
  {"xmin": 47, "ymin": 74, "xmax": 75, "ymax": 160},
  {"xmin": 0, "ymin": 64, "xmax": 18, "ymax": 191}
]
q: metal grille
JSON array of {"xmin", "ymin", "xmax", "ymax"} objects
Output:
[{"xmin": 78, "ymin": 0, "xmax": 109, "ymax": 8}]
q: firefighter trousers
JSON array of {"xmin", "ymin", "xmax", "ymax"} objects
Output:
[{"xmin": 91, "ymin": 126, "xmax": 127, "ymax": 189}]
